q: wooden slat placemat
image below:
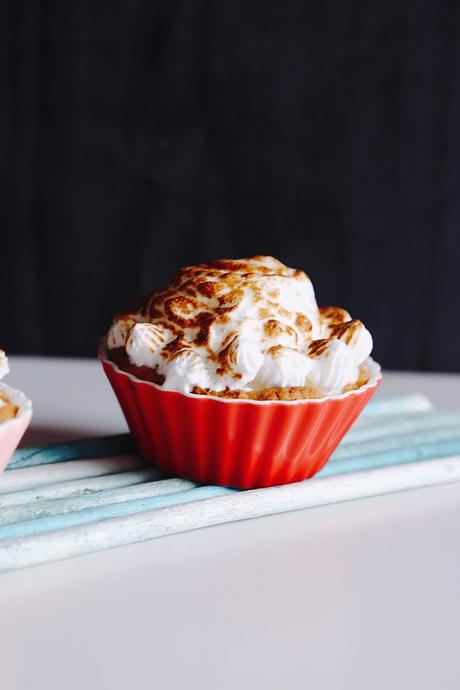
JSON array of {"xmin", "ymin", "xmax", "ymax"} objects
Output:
[{"xmin": 1, "ymin": 393, "xmax": 460, "ymax": 572}]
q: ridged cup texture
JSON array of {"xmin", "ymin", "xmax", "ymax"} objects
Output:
[{"xmin": 102, "ymin": 359, "xmax": 380, "ymax": 489}]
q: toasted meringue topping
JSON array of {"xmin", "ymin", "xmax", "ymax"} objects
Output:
[
  {"xmin": 256, "ymin": 346, "xmax": 313, "ymax": 389},
  {"xmin": 125, "ymin": 323, "xmax": 173, "ymax": 369},
  {"xmin": 107, "ymin": 313, "xmax": 145, "ymax": 349},
  {"xmin": 319, "ymin": 306, "xmax": 352, "ymax": 336},
  {"xmin": 158, "ymin": 349, "xmax": 210, "ymax": 393},
  {"xmin": 106, "ymin": 256, "xmax": 374, "ymax": 395},
  {"xmin": 328, "ymin": 320, "xmax": 373, "ymax": 365},
  {"xmin": 262, "ymin": 319, "xmax": 298, "ymax": 348},
  {"xmin": 307, "ymin": 338, "xmax": 359, "ymax": 393},
  {"xmin": 217, "ymin": 335, "xmax": 264, "ymax": 388}
]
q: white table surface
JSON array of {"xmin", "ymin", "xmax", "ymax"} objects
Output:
[{"xmin": 1, "ymin": 357, "xmax": 460, "ymax": 690}]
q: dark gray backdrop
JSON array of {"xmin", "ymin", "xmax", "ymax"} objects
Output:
[{"xmin": 1, "ymin": 1, "xmax": 459, "ymax": 371}]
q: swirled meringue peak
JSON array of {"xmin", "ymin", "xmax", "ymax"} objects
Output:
[{"xmin": 105, "ymin": 256, "xmax": 375, "ymax": 397}]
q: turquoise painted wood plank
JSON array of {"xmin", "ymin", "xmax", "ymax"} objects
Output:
[
  {"xmin": 8, "ymin": 433, "xmax": 137, "ymax": 470},
  {"xmin": 6, "ymin": 418, "xmax": 460, "ymax": 524},
  {"xmin": 0, "ymin": 468, "xmax": 163, "ymax": 509},
  {"xmin": 332, "ymin": 425, "xmax": 460, "ymax": 461},
  {"xmin": 319, "ymin": 439, "xmax": 460, "ymax": 477},
  {"xmin": 1, "ymin": 455, "xmax": 459, "ymax": 572},
  {"xmin": 0, "ymin": 477, "xmax": 197, "ymax": 526},
  {"xmin": 0, "ymin": 485, "xmax": 233, "ymax": 541},
  {"xmin": 359, "ymin": 393, "xmax": 431, "ymax": 417},
  {"xmin": 0, "ymin": 456, "xmax": 147, "ymax": 494},
  {"xmin": 2, "ymin": 391, "xmax": 459, "ymax": 572},
  {"xmin": 4, "ymin": 434, "xmax": 460, "ymax": 540},
  {"xmin": 342, "ymin": 412, "xmax": 460, "ymax": 444}
]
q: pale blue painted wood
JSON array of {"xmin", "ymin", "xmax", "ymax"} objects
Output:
[
  {"xmin": 359, "ymin": 393, "xmax": 431, "ymax": 417},
  {"xmin": 8, "ymin": 434, "xmax": 137, "ymax": 470},
  {"xmin": 343, "ymin": 412, "xmax": 460, "ymax": 444},
  {"xmin": 0, "ymin": 477, "xmax": 197, "ymax": 526},
  {"xmin": 2, "ymin": 392, "xmax": 460, "ymax": 572},
  {"xmin": 332, "ymin": 425, "xmax": 460, "ymax": 461},
  {"xmin": 3, "ymin": 433, "xmax": 460, "ymax": 540},
  {"xmin": 319, "ymin": 438, "xmax": 460, "ymax": 477},
  {"xmin": 7, "ymin": 418, "xmax": 460, "ymax": 525},
  {"xmin": 0, "ymin": 456, "xmax": 146, "ymax": 494},
  {"xmin": 2, "ymin": 455, "xmax": 460, "ymax": 572},
  {"xmin": 0, "ymin": 485, "xmax": 234, "ymax": 541},
  {"xmin": 0, "ymin": 468, "xmax": 162, "ymax": 509}
]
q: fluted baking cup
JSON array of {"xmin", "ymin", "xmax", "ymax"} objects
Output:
[
  {"xmin": 0, "ymin": 383, "xmax": 33, "ymax": 473},
  {"xmin": 101, "ymin": 356, "xmax": 381, "ymax": 489}
]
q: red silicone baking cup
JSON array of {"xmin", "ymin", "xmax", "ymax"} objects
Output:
[{"xmin": 101, "ymin": 356, "xmax": 381, "ymax": 489}]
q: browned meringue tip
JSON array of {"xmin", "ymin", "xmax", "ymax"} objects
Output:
[
  {"xmin": 328, "ymin": 319, "xmax": 363, "ymax": 345},
  {"xmin": 308, "ymin": 339, "xmax": 330, "ymax": 358},
  {"xmin": 319, "ymin": 306, "xmax": 352, "ymax": 326}
]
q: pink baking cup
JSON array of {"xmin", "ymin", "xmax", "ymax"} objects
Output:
[
  {"xmin": 101, "ymin": 355, "xmax": 381, "ymax": 489},
  {"xmin": 0, "ymin": 383, "xmax": 33, "ymax": 473}
]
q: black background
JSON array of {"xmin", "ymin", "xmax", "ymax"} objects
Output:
[{"xmin": 1, "ymin": 1, "xmax": 459, "ymax": 371}]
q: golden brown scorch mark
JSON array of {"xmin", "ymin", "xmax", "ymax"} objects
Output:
[
  {"xmin": 319, "ymin": 306, "xmax": 350, "ymax": 326},
  {"xmin": 295, "ymin": 313, "xmax": 312, "ymax": 336},
  {"xmin": 329, "ymin": 319, "xmax": 362, "ymax": 345},
  {"xmin": 308, "ymin": 339, "xmax": 330, "ymax": 358}
]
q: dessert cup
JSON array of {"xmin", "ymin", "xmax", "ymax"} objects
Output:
[
  {"xmin": 0, "ymin": 382, "xmax": 33, "ymax": 473},
  {"xmin": 101, "ymin": 351, "xmax": 381, "ymax": 489}
]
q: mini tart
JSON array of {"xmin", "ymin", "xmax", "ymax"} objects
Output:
[
  {"xmin": 100, "ymin": 353, "xmax": 381, "ymax": 488},
  {"xmin": 0, "ymin": 390, "xmax": 19, "ymax": 423},
  {"xmin": 0, "ymin": 382, "xmax": 33, "ymax": 473}
]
